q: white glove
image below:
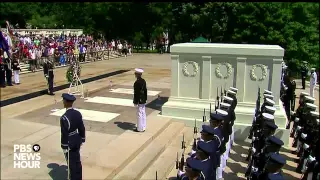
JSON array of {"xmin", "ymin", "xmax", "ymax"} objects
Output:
[
  {"xmin": 252, "ymin": 137, "xmax": 256, "ymax": 141},
  {"xmin": 303, "ymin": 143, "xmax": 309, "ymax": 150},
  {"xmin": 301, "ymin": 133, "xmax": 307, "ymax": 139},
  {"xmin": 177, "ymin": 170, "xmax": 185, "ymax": 177},
  {"xmin": 308, "ymin": 155, "xmax": 316, "ymax": 162},
  {"xmin": 190, "ymin": 150, "xmax": 196, "ymax": 155},
  {"xmin": 291, "ymin": 111, "xmax": 295, "ymax": 116},
  {"xmin": 295, "ymin": 118, "xmax": 300, "ymax": 122},
  {"xmin": 252, "ymin": 147, "xmax": 256, "ymax": 153},
  {"xmin": 62, "ymin": 149, "xmax": 68, "ymax": 153},
  {"xmin": 297, "ymin": 126, "xmax": 302, "ymax": 130}
]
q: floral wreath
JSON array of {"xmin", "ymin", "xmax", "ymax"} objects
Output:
[
  {"xmin": 66, "ymin": 64, "xmax": 81, "ymax": 83},
  {"xmin": 215, "ymin": 62, "xmax": 233, "ymax": 79},
  {"xmin": 250, "ymin": 64, "xmax": 268, "ymax": 81},
  {"xmin": 182, "ymin": 61, "xmax": 199, "ymax": 77}
]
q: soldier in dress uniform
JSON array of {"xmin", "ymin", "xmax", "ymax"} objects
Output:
[
  {"xmin": 226, "ymin": 88, "xmax": 238, "ymax": 146},
  {"xmin": 43, "ymin": 59, "xmax": 55, "ymax": 95},
  {"xmin": 301, "ymin": 61, "xmax": 308, "ymax": 90},
  {"xmin": 309, "ymin": 68, "xmax": 317, "ymax": 97},
  {"xmin": 0, "ymin": 48, "xmax": 6, "ymax": 88},
  {"xmin": 133, "ymin": 68, "xmax": 147, "ymax": 132},
  {"xmin": 292, "ymin": 102, "xmax": 317, "ymax": 150},
  {"xmin": 3, "ymin": 50, "xmax": 13, "ymax": 86},
  {"xmin": 180, "ymin": 157, "xmax": 206, "ymax": 180},
  {"xmin": 208, "ymin": 110, "xmax": 226, "ymax": 180},
  {"xmin": 197, "ymin": 112, "xmax": 224, "ymax": 180},
  {"xmin": 257, "ymin": 153, "xmax": 286, "ymax": 180},
  {"xmin": 188, "ymin": 141, "xmax": 213, "ymax": 180},
  {"xmin": 255, "ymin": 136, "xmax": 284, "ymax": 172},
  {"xmin": 60, "ymin": 93, "xmax": 86, "ymax": 180},
  {"xmin": 296, "ymin": 111, "xmax": 319, "ymax": 173},
  {"xmin": 290, "ymin": 92, "xmax": 312, "ymax": 138}
]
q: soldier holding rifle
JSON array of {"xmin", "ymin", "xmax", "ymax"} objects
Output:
[
  {"xmin": 180, "ymin": 158, "xmax": 206, "ymax": 180},
  {"xmin": 60, "ymin": 93, "xmax": 86, "ymax": 180},
  {"xmin": 290, "ymin": 92, "xmax": 312, "ymax": 138},
  {"xmin": 295, "ymin": 111, "xmax": 319, "ymax": 173},
  {"xmin": 255, "ymin": 153, "xmax": 286, "ymax": 180}
]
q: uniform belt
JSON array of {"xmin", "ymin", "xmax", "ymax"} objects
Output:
[{"xmin": 69, "ymin": 130, "xmax": 78, "ymax": 136}]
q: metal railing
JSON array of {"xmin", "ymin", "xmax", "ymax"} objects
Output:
[{"xmin": 18, "ymin": 49, "xmax": 124, "ymax": 71}]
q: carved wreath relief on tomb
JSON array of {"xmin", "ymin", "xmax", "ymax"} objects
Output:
[
  {"xmin": 250, "ymin": 64, "xmax": 268, "ymax": 81},
  {"xmin": 182, "ymin": 61, "xmax": 199, "ymax": 77},
  {"xmin": 215, "ymin": 62, "xmax": 233, "ymax": 79}
]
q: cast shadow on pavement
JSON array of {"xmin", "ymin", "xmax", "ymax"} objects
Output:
[
  {"xmin": 146, "ymin": 96, "xmax": 169, "ymax": 111},
  {"xmin": 114, "ymin": 121, "xmax": 136, "ymax": 131},
  {"xmin": 47, "ymin": 163, "xmax": 68, "ymax": 180}
]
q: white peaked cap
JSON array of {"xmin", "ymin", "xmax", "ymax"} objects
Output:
[
  {"xmin": 220, "ymin": 102, "xmax": 231, "ymax": 108},
  {"xmin": 217, "ymin": 109, "xmax": 228, "ymax": 116},
  {"xmin": 264, "ymin": 90, "xmax": 272, "ymax": 94},
  {"xmin": 223, "ymin": 96, "xmax": 233, "ymax": 102},
  {"xmin": 310, "ymin": 111, "xmax": 319, "ymax": 117},
  {"xmin": 305, "ymin": 96, "xmax": 316, "ymax": 102},
  {"xmin": 229, "ymin": 87, "xmax": 238, "ymax": 92},
  {"xmin": 264, "ymin": 94, "xmax": 274, "ymax": 99},
  {"xmin": 311, "ymin": 68, "xmax": 316, "ymax": 71},
  {"xmin": 265, "ymin": 98, "xmax": 275, "ymax": 106},
  {"xmin": 300, "ymin": 92, "xmax": 310, "ymax": 96},
  {"xmin": 283, "ymin": 65, "xmax": 288, "ymax": 69},
  {"xmin": 227, "ymin": 90, "xmax": 236, "ymax": 95},
  {"xmin": 262, "ymin": 113, "xmax": 274, "ymax": 121},
  {"xmin": 306, "ymin": 103, "xmax": 317, "ymax": 110},
  {"xmin": 135, "ymin": 68, "xmax": 144, "ymax": 73},
  {"xmin": 265, "ymin": 106, "xmax": 276, "ymax": 113},
  {"xmin": 317, "ymin": 119, "xmax": 319, "ymax": 123}
]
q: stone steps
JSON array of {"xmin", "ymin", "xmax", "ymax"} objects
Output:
[
  {"xmin": 140, "ymin": 126, "xmax": 194, "ymax": 180},
  {"xmin": 112, "ymin": 122, "xmax": 185, "ymax": 180},
  {"xmin": 81, "ymin": 111, "xmax": 172, "ymax": 179}
]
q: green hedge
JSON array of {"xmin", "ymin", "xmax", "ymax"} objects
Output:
[{"xmin": 132, "ymin": 49, "xmax": 158, "ymax": 53}]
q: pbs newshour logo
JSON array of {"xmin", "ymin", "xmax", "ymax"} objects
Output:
[{"xmin": 13, "ymin": 144, "xmax": 41, "ymax": 168}]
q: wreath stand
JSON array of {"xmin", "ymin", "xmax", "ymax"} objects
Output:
[{"xmin": 68, "ymin": 63, "xmax": 84, "ymax": 98}]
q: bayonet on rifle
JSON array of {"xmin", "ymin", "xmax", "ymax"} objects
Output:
[
  {"xmin": 202, "ymin": 109, "xmax": 206, "ymax": 122},
  {"xmin": 210, "ymin": 103, "xmax": 212, "ymax": 113},
  {"xmin": 192, "ymin": 119, "xmax": 197, "ymax": 151},
  {"xmin": 220, "ymin": 86, "xmax": 223, "ymax": 103},
  {"xmin": 175, "ymin": 152, "xmax": 179, "ymax": 169},
  {"xmin": 156, "ymin": 171, "xmax": 158, "ymax": 180}
]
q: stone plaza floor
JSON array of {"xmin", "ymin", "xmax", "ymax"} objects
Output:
[{"xmin": 1, "ymin": 53, "xmax": 318, "ymax": 179}]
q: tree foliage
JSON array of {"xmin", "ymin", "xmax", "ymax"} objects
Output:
[{"xmin": 0, "ymin": 2, "xmax": 318, "ymax": 72}]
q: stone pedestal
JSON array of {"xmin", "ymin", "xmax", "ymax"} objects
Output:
[{"xmin": 161, "ymin": 43, "xmax": 290, "ymax": 146}]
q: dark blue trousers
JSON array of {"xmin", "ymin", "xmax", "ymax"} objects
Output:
[{"xmin": 64, "ymin": 148, "xmax": 82, "ymax": 180}]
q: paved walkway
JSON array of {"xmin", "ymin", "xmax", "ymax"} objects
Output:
[
  {"xmin": 1, "ymin": 53, "xmax": 318, "ymax": 179},
  {"xmin": 0, "ymin": 53, "xmax": 171, "ymax": 101}
]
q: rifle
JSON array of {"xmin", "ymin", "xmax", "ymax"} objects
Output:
[
  {"xmin": 175, "ymin": 152, "xmax": 179, "ymax": 169},
  {"xmin": 220, "ymin": 86, "xmax": 223, "ymax": 103},
  {"xmin": 156, "ymin": 171, "xmax": 158, "ymax": 180},
  {"xmin": 210, "ymin": 103, "xmax": 212, "ymax": 113},
  {"xmin": 192, "ymin": 119, "xmax": 198, "ymax": 151},
  {"xmin": 202, "ymin": 109, "xmax": 206, "ymax": 122},
  {"xmin": 216, "ymin": 87, "xmax": 220, "ymax": 110},
  {"xmin": 179, "ymin": 134, "xmax": 186, "ymax": 170},
  {"xmin": 224, "ymin": 84, "xmax": 227, "ymax": 96}
]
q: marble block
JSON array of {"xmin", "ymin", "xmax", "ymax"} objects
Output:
[{"xmin": 161, "ymin": 43, "xmax": 290, "ymax": 146}]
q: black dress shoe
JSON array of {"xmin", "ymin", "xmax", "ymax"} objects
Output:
[{"xmin": 7, "ymin": 84, "xmax": 13, "ymax": 86}]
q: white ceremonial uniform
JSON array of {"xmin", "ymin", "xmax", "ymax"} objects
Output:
[
  {"xmin": 134, "ymin": 68, "xmax": 147, "ymax": 132},
  {"xmin": 310, "ymin": 71, "xmax": 317, "ymax": 97}
]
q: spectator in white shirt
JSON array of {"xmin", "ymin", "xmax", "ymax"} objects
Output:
[{"xmin": 29, "ymin": 47, "xmax": 36, "ymax": 72}]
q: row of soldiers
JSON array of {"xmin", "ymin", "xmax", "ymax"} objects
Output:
[
  {"xmin": 290, "ymin": 92, "xmax": 319, "ymax": 179},
  {"xmin": 246, "ymin": 89, "xmax": 287, "ymax": 180},
  {"xmin": 173, "ymin": 86, "xmax": 287, "ymax": 180}
]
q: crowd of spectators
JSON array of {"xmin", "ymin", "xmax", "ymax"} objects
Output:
[{"xmin": 9, "ymin": 33, "xmax": 132, "ymax": 72}]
